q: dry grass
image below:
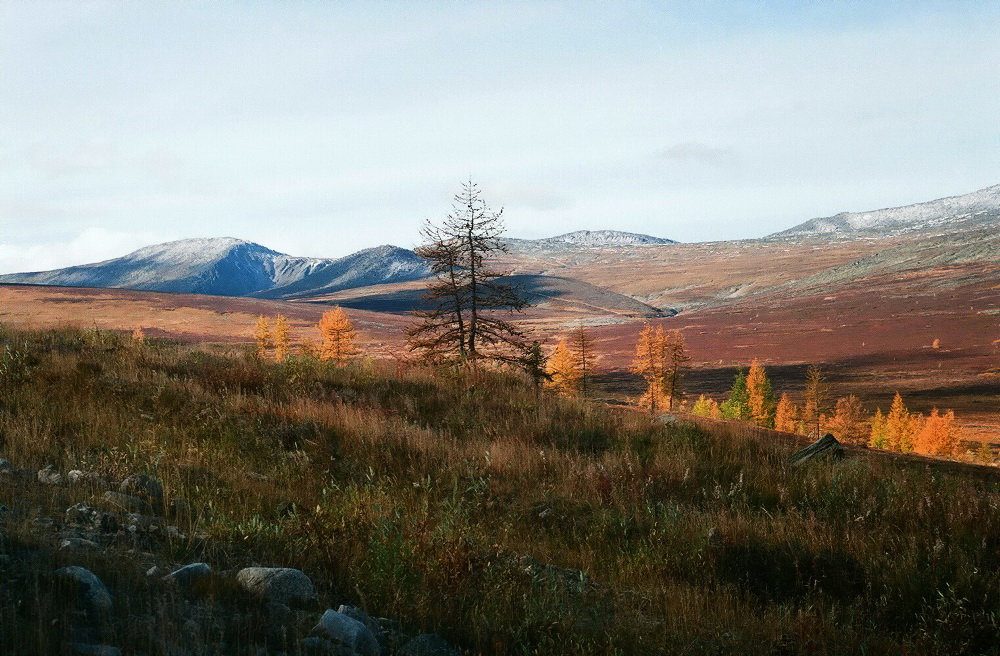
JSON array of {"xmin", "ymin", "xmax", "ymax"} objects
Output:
[{"xmin": 1, "ymin": 326, "xmax": 999, "ymax": 655}]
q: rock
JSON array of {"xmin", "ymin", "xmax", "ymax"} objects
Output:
[
  {"xmin": 310, "ymin": 609, "xmax": 381, "ymax": 656},
  {"xmin": 0, "ymin": 458, "xmax": 13, "ymax": 473},
  {"xmin": 55, "ymin": 566, "xmax": 113, "ymax": 615},
  {"xmin": 65, "ymin": 502, "xmax": 117, "ymax": 533},
  {"xmin": 102, "ymin": 491, "xmax": 152, "ymax": 514},
  {"xmin": 400, "ymin": 634, "xmax": 461, "ymax": 656},
  {"xmin": 65, "ymin": 644, "xmax": 122, "ymax": 656},
  {"xmin": 60, "ymin": 538, "xmax": 103, "ymax": 552},
  {"xmin": 118, "ymin": 474, "xmax": 163, "ymax": 508},
  {"xmin": 237, "ymin": 567, "xmax": 317, "ymax": 607},
  {"xmin": 789, "ymin": 434, "xmax": 845, "ymax": 466},
  {"xmin": 163, "ymin": 562, "xmax": 212, "ymax": 589},
  {"xmin": 655, "ymin": 413, "xmax": 681, "ymax": 425},
  {"xmin": 68, "ymin": 470, "xmax": 108, "ymax": 487},
  {"xmin": 337, "ymin": 605, "xmax": 386, "ymax": 648},
  {"xmin": 38, "ymin": 464, "xmax": 63, "ymax": 485},
  {"xmin": 145, "ymin": 565, "xmax": 164, "ymax": 578}
]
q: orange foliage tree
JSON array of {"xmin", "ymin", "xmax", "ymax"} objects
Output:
[
  {"xmin": 273, "ymin": 315, "xmax": 292, "ymax": 363},
  {"xmin": 826, "ymin": 395, "xmax": 867, "ymax": 444},
  {"xmin": 774, "ymin": 393, "xmax": 798, "ymax": 433},
  {"xmin": 883, "ymin": 392, "xmax": 920, "ymax": 452},
  {"xmin": 546, "ymin": 339, "xmax": 581, "ymax": 396},
  {"xmin": 572, "ymin": 323, "xmax": 595, "ymax": 395},
  {"xmin": 319, "ymin": 307, "xmax": 358, "ymax": 364},
  {"xmin": 915, "ymin": 408, "xmax": 958, "ymax": 456},
  {"xmin": 631, "ymin": 324, "xmax": 668, "ymax": 415},
  {"xmin": 746, "ymin": 358, "xmax": 776, "ymax": 428},
  {"xmin": 691, "ymin": 395, "xmax": 721, "ymax": 419},
  {"xmin": 253, "ymin": 316, "xmax": 271, "ymax": 359}
]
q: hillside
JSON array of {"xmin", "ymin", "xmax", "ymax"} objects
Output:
[
  {"xmin": 505, "ymin": 230, "xmax": 675, "ymax": 254},
  {"xmin": 1, "ymin": 326, "xmax": 999, "ymax": 655},
  {"xmin": 773, "ymin": 183, "xmax": 1000, "ymax": 237},
  {"xmin": 0, "ymin": 238, "xmax": 429, "ymax": 298}
]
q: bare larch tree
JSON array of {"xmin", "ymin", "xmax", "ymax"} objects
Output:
[{"xmin": 408, "ymin": 179, "xmax": 529, "ymax": 363}]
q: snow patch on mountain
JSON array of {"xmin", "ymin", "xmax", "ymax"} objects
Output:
[
  {"xmin": 506, "ymin": 230, "xmax": 675, "ymax": 252},
  {"xmin": 775, "ymin": 184, "xmax": 1000, "ymax": 237}
]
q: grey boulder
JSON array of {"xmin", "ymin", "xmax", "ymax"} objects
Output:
[
  {"xmin": 55, "ymin": 566, "xmax": 113, "ymax": 615},
  {"xmin": 236, "ymin": 567, "xmax": 317, "ymax": 607},
  {"xmin": 310, "ymin": 609, "xmax": 381, "ymax": 656}
]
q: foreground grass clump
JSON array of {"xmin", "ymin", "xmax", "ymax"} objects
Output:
[{"xmin": 1, "ymin": 326, "xmax": 999, "ymax": 655}]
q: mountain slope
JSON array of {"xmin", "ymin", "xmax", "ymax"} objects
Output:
[
  {"xmin": 505, "ymin": 230, "xmax": 675, "ymax": 253},
  {"xmin": 0, "ymin": 238, "xmax": 429, "ymax": 297},
  {"xmin": 774, "ymin": 184, "xmax": 1000, "ymax": 237}
]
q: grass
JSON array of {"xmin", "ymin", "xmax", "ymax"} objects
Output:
[{"xmin": 0, "ymin": 325, "xmax": 999, "ymax": 655}]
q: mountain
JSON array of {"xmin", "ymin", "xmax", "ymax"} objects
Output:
[
  {"xmin": 774, "ymin": 184, "xmax": 1000, "ymax": 238},
  {"xmin": 506, "ymin": 230, "xmax": 675, "ymax": 253},
  {"xmin": 0, "ymin": 238, "xmax": 430, "ymax": 298}
]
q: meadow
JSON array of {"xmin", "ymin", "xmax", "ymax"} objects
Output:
[{"xmin": 1, "ymin": 325, "xmax": 998, "ymax": 655}]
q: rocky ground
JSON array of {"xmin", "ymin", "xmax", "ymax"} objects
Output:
[{"xmin": 0, "ymin": 459, "xmax": 460, "ymax": 656}]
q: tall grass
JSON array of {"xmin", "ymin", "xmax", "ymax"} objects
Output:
[{"xmin": 0, "ymin": 325, "xmax": 998, "ymax": 655}]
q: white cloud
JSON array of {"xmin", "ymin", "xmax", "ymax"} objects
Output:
[{"xmin": 0, "ymin": 228, "xmax": 171, "ymax": 274}]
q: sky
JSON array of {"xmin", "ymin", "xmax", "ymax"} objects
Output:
[{"xmin": 2, "ymin": 1, "xmax": 1000, "ymax": 272}]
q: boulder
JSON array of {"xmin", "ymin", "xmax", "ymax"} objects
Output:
[
  {"xmin": 38, "ymin": 464, "xmax": 63, "ymax": 485},
  {"xmin": 118, "ymin": 474, "xmax": 164, "ymax": 508},
  {"xmin": 55, "ymin": 566, "xmax": 113, "ymax": 615},
  {"xmin": 400, "ymin": 634, "xmax": 461, "ymax": 656},
  {"xmin": 60, "ymin": 538, "xmax": 103, "ymax": 552},
  {"xmin": 163, "ymin": 563, "xmax": 212, "ymax": 589},
  {"xmin": 65, "ymin": 502, "xmax": 117, "ymax": 533},
  {"xmin": 337, "ymin": 605, "xmax": 387, "ymax": 649},
  {"xmin": 68, "ymin": 470, "xmax": 108, "ymax": 488},
  {"xmin": 0, "ymin": 458, "xmax": 13, "ymax": 473},
  {"xmin": 236, "ymin": 567, "xmax": 317, "ymax": 607},
  {"xmin": 310, "ymin": 609, "xmax": 381, "ymax": 656},
  {"xmin": 789, "ymin": 434, "xmax": 845, "ymax": 466},
  {"xmin": 102, "ymin": 491, "xmax": 152, "ymax": 514}
]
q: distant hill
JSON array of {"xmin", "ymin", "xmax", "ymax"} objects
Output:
[
  {"xmin": 774, "ymin": 184, "xmax": 1000, "ymax": 238},
  {"xmin": 505, "ymin": 230, "xmax": 675, "ymax": 252},
  {"xmin": 0, "ymin": 238, "xmax": 429, "ymax": 298}
]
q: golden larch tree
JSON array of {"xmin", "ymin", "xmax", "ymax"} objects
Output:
[
  {"xmin": 774, "ymin": 393, "xmax": 798, "ymax": 433},
  {"xmin": 273, "ymin": 314, "xmax": 292, "ymax": 363},
  {"xmin": 319, "ymin": 306, "xmax": 358, "ymax": 364},
  {"xmin": 885, "ymin": 392, "xmax": 919, "ymax": 452},
  {"xmin": 131, "ymin": 326, "xmax": 146, "ymax": 348},
  {"xmin": 869, "ymin": 408, "xmax": 889, "ymax": 448},
  {"xmin": 546, "ymin": 339, "xmax": 581, "ymax": 396},
  {"xmin": 631, "ymin": 324, "xmax": 668, "ymax": 415},
  {"xmin": 802, "ymin": 364, "xmax": 829, "ymax": 437},
  {"xmin": 915, "ymin": 408, "xmax": 958, "ymax": 456},
  {"xmin": 662, "ymin": 329, "xmax": 690, "ymax": 411},
  {"xmin": 253, "ymin": 316, "xmax": 272, "ymax": 359},
  {"xmin": 572, "ymin": 323, "xmax": 595, "ymax": 395},
  {"xmin": 826, "ymin": 395, "xmax": 868, "ymax": 444},
  {"xmin": 745, "ymin": 358, "xmax": 775, "ymax": 428},
  {"xmin": 691, "ymin": 395, "xmax": 721, "ymax": 419}
]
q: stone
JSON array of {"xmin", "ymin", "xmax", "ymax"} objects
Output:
[
  {"xmin": 237, "ymin": 567, "xmax": 317, "ymax": 607},
  {"xmin": 38, "ymin": 464, "xmax": 63, "ymax": 485},
  {"xmin": 118, "ymin": 474, "xmax": 164, "ymax": 508},
  {"xmin": 399, "ymin": 634, "xmax": 461, "ymax": 656},
  {"xmin": 337, "ymin": 605, "xmax": 386, "ymax": 647},
  {"xmin": 68, "ymin": 470, "xmax": 108, "ymax": 487},
  {"xmin": 0, "ymin": 458, "xmax": 13, "ymax": 473},
  {"xmin": 310, "ymin": 609, "xmax": 381, "ymax": 656},
  {"xmin": 65, "ymin": 644, "xmax": 122, "ymax": 656},
  {"xmin": 55, "ymin": 566, "xmax": 113, "ymax": 615},
  {"xmin": 789, "ymin": 434, "xmax": 845, "ymax": 466},
  {"xmin": 66, "ymin": 502, "xmax": 116, "ymax": 533},
  {"xmin": 163, "ymin": 562, "xmax": 212, "ymax": 588},
  {"xmin": 102, "ymin": 491, "xmax": 152, "ymax": 514},
  {"xmin": 60, "ymin": 538, "xmax": 103, "ymax": 552}
]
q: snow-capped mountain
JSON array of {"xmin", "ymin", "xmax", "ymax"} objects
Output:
[
  {"xmin": 774, "ymin": 184, "xmax": 1000, "ymax": 238},
  {"xmin": 0, "ymin": 238, "xmax": 430, "ymax": 298},
  {"xmin": 506, "ymin": 230, "xmax": 675, "ymax": 252}
]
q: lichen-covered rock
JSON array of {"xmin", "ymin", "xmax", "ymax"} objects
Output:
[
  {"xmin": 163, "ymin": 562, "xmax": 212, "ymax": 589},
  {"xmin": 38, "ymin": 464, "xmax": 62, "ymax": 485},
  {"xmin": 60, "ymin": 537, "xmax": 103, "ymax": 552},
  {"xmin": 310, "ymin": 609, "xmax": 380, "ymax": 656},
  {"xmin": 118, "ymin": 474, "xmax": 164, "ymax": 508},
  {"xmin": 237, "ymin": 567, "xmax": 317, "ymax": 607},
  {"xmin": 68, "ymin": 470, "xmax": 108, "ymax": 487},
  {"xmin": 400, "ymin": 634, "xmax": 461, "ymax": 656},
  {"xmin": 55, "ymin": 566, "xmax": 113, "ymax": 615}
]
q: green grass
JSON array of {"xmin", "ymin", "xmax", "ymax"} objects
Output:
[{"xmin": 0, "ymin": 325, "xmax": 999, "ymax": 655}]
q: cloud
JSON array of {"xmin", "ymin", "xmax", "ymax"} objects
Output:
[
  {"xmin": 0, "ymin": 227, "xmax": 170, "ymax": 274},
  {"xmin": 20, "ymin": 141, "xmax": 179, "ymax": 178},
  {"xmin": 657, "ymin": 142, "xmax": 739, "ymax": 167}
]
